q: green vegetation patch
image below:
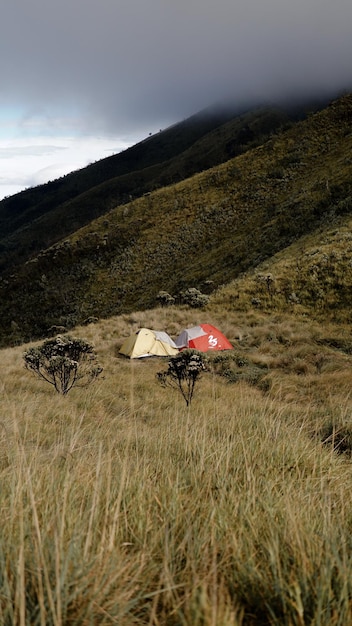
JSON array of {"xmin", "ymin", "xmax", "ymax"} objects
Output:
[{"xmin": 210, "ymin": 350, "xmax": 270, "ymax": 390}]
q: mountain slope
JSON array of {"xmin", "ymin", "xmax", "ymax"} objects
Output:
[
  {"xmin": 0, "ymin": 94, "xmax": 351, "ymax": 347},
  {"xmin": 212, "ymin": 210, "xmax": 352, "ymax": 323},
  {"xmin": 0, "ymin": 105, "xmax": 291, "ymax": 274}
]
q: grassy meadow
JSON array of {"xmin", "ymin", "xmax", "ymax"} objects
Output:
[{"xmin": 1, "ymin": 303, "xmax": 352, "ymax": 625}]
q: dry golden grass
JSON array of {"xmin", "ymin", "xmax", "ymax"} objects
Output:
[{"xmin": 1, "ymin": 305, "xmax": 352, "ymax": 624}]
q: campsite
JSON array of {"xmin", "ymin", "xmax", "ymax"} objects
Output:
[{"xmin": 118, "ymin": 324, "xmax": 233, "ymax": 359}]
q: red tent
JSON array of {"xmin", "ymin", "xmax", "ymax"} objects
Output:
[{"xmin": 175, "ymin": 324, "xmax": 233, "ymax": 352}]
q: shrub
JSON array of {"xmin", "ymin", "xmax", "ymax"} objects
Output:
[
  {"xmin": 47, "ymin": 325, "xmax": 67, "ymax": 336},
  {"xmin": 179, "ymin": 288, "xmax": 210, "ymax": 308},
  {"xmin": 156, "ymin": 290, "xmax": 175, "ymax": 306},
  {"xmin": 210, "ymin": 351, "xmax": 269, "ymax": 390},
  {"xmin": 83, "ymin": 316, "xmax": 99, "ymax": 325},
  {"xmin": 157, "ymin": 349, "xmax": 207, "ymax": 406},
  {"xmin": 23, "ymin": 334, "xmax": 103, "ymax": 395}
]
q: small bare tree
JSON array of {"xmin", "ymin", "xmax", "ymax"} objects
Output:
[
  {"xmin": 157, "ymin": 349, "xmax": 207, "ymax": 406},
  {"xmin": 23, "ymin": 334, "xmax": 103, "ymax": 395}
]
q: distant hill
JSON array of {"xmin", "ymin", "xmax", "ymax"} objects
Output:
[
  {"xmin": 0, "ymin": 103, "xmax": 292, "ymax": 273},
  {"xmin": 0, "ymin": 93, "xmax": 351, "ymax": 347}
]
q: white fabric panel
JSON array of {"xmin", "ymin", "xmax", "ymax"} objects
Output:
[
  {"xmin": 175, "ymin": 325, "xmax": 207, "ymax": 347},
  {"xmin": 153, "ymin": 330, "xmax": 178, "ymax": 348}
]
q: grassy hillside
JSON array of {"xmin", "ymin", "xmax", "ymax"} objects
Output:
[
  {"xmin": 1, "ymin": 301, "xmax": 352, "ymax": 624},
  {"xmin": 0, "ymin": 105, "xmax": 290, "ymax": 273},
  {"xmin": 0, "ymin": 94, "xmax": 351, "ymax": 347},
  {"xmin": 211, "ymin": 211, "xmax": 352, "ymax": 322}
]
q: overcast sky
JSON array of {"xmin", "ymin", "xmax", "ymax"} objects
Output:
[{"xmin": 1, "ymin": 0, "xmax": 351, "ymax": 200}]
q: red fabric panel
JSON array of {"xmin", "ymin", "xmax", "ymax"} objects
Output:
[{"xmin": 188, "ymin": 324, "xmax": 233, "ymax": 352}]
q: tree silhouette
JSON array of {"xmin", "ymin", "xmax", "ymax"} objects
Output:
[
  {"xmin": 157, "ymin": 349, "xmax": 207, "ymax": 406},
  {"xmin": 23, "ymin": 335, "xmax": 103, "ymax": 395}
]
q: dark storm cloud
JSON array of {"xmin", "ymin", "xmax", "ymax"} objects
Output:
[{"xmin": 1, "ymin": 0, "xmax": 352, "ymax": 134}]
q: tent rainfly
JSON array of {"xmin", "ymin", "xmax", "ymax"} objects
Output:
[
  {"xmin": 175, "ymin": 323, "xmax": 233, "ymax": 352},
  {"xmin": 119, "ymin": 328, "xmax": 179, "ymax": 358}
]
